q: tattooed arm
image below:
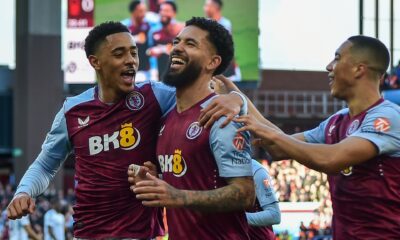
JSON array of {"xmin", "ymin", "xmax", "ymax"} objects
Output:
[{"xmin": 133, "ymin": 173, "xmax": 254, "ymax": 211}]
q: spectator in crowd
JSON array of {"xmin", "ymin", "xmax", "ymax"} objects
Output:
[
  {"xmin": 147, "ymin": 1, "xmax": 184, "ymax": 80},
  {"xmin": 203, "ymin": 0, "xmax": 231, "ymax": 32},
  {"xmin": 44, "ymin": 198, "xmax": 66, "ymax": 240},
  {"xmin": 8, "ymin": 214, "xmax": 42, "ymax": 240},
  {"xmin": 203, "ymin": 0, "xmax": 241, "ymax": 81},
  {"xmin": 395, "ymin": 60, "xmax": 400, "ymax": 81},
  {"xmin": 121, "ymin": 0, "xmax": 152, "ymax": 81}
]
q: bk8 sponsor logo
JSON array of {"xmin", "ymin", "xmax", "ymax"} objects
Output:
[
  {"xmin": 158, "ymin": 149, "xmax": 187, "ymax": 177},
  {"xmin": 88, "ymin": 123, "xmax": 141, "ymax": 155}
]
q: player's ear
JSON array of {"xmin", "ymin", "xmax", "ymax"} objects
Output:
[
  {"xmin": 88, "ymin": 55, "xmax": 101, "ymax": 70},
  {"xmin": 354, "ymin": 63, "xmax": 367, "ymax": 79},
  {"xmin": 207, "ymin": 55, "xmax": 222, "ymax": 73}
]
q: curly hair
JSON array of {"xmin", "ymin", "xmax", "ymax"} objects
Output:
[
  {"xmin": 185, "ymin": 17, "xmax": 234, "ymax": 75},
  {"xmin": 84, "ymin": 21, "xmax": 130, "ymax": 58}
]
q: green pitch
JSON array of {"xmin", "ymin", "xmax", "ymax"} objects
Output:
[{"xmin": 95, "ymin": 0, "xmax": 258, "ymax": 80}]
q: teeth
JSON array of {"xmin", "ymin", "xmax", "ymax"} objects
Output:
[{"xmin": 171, "ymin": 57, "xmax": 185, "ymax": 64}]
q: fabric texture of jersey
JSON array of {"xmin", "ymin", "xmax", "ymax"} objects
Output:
[{"xmin": 304, "ymin": 99, "xmax": 400, "ymax": 240}]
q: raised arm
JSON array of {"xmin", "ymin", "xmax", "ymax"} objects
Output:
[{"xmin": 8, "ymin": 108, "xmax": 71, "ymax": 219}]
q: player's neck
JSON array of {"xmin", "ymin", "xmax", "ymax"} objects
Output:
[
  {"xmin": 347, "ymin": 86, "xmax": 381, "ymax": 117},
  {"xmin": 175, "ymin": 77, "xmax": 213, "ymax": 113},
  {"xmin": 98, "ymin": 87, "xmax": 122, "ymax": 104}
]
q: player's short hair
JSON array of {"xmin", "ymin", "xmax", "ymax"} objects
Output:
[
  {"xmin": 128, "ymin": 0, "xmax": 141, "ymax": 13},
  {"xmin": 162, "ymin": 1, "xmax": 177, "ymax": 13},
  {"xmin": 84, "ymin": 21, "xmax": 130, "ymax": 58},
  {"xmin": 347, "ymin": 35, "xmax": 390, "ymax": 75},
  {"xmin": 185, "ymin": 17, "xmax": 233, "ymax": 75},
  {"xmin": 211, "ymin": 0, "xmax": 223, "ymax": 9}
]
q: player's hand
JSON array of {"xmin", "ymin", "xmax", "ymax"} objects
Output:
[
  {"xmin": 199, "ymin": 92, "xmax": 243, "ymax": 129},
  {"xmin": 212, "ymin": 74, "xmax": 241, "ymax": 93},
  {"xmin": 7, "ymin": 192, "xmax": 35, "ymax": 220},
  {"xmin": 133, "ymin": 173, "xmax": 185, "ymax": 208},
  {"xmin": 235, "ymin": 115, "xmax": 278, "ymax": 146},
  {"xmin": 128, "ymin": 162, "xmax": 158, "ymax": 187}
]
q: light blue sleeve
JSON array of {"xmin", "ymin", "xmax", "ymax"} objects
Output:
[
  {"xmin": 246, "ymin": 160, "xmax": 281, "ymax": 226},
  {"xmin": 209, "ymin": 117, "xmax": 252, "ymax": 177},
  {"xmin": 252, "ymin": 160, "xmax": 278, "ymax": 206},
  {"xmin": 137, "ymin": 80, "xmax": 176, "ymax": 117},
  {"xmin": 150, "ymin": 80, "xmax": 176, "ymax": 117},
  {"xmin": 304, "ymin": 108, "xmax": 349, "ymax": 143},
  {"xmin": 351, "ymin": 104, "xmax": 400, "ymax": 156},
  {"xmin": 246, "ymin": 202, "xmax": 281, "ymax": 226},
  {"xmin": 16, "ymin": 108, "xmax": 71, "ymax": 197},
  {"xmin": 303, "ymin": 118, "xmax": 329, "ymax": 144}
]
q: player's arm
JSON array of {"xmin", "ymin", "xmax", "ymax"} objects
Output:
[
  {"xmin": 210, "ymin": 75, "xmax": 307, "ymax": 160},
  {"xmin": 180, "ymin": 176, "xmax": 254, "ymax": 211},
  {"xmin": 235, "ymin": 115, "xmax": 381, "ymax": 174},
  {"xmin": 148, "ymin": 80, "xmax": 248, "ymax": 127},
  {"xmin": 134, "ymin": 173, "xmax": 254, "ymax": 211},
  {"xmin": 7, "ymin": 108, "xmax": 71, "ymax": 219},
  {"xmin": 246, "ymin": 161, "xmax": 280, "ymax": 226}
]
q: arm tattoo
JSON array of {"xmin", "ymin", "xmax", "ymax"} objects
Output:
[{"xmin": 181, "ymin": 177, "xmax": 254, "ymax": 212}]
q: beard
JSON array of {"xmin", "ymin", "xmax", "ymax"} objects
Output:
[
  {"xmin": 163, "ymin": 60, "xmax": 202, "ymax": 89},
  {"xmin": 161, "ymin": 16, "xmax": 172, "ymax": 27}
]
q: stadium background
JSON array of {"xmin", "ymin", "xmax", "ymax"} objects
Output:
[
  {"xmin": 95, "ymin": 0, "xmax": 258, "ymax": 80},
  {"xmin": 0, "ymin": 0, "xmax": 399, "ymax": 239}
]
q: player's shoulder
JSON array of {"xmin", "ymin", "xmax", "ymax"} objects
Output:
[
  {"xmin": 136, "ymin": 80, "xmax": 175, "ymax": 92},
  {"xmin": 201, "ymin": 95, "xmax": 242, "ymax": 130},
  {"xmin": 64, "ymin": 87, "xmax": 96, "ymax": 113},
  {"xmin": 322, "ymin": 108, "xmax": 349, "ymax": 125},
  {"xmin": 332, "ymin": 107, "xmax": 350, "ymax": 117},
  {"xmin": 368, "ymin": 100, "xmax": 400, "ymax": 118}
]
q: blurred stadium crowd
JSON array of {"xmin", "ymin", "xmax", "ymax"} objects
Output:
[
  {"xmin": 265, "ymin": 160, "xmax": 333, "ymax": 240},
  {"xmin": 0, "ymin": 183, "xmax": 75, "ymax": 239},
  {"xmin": 380, "ymin": 60, "xmax": 400, "ymax": 90}
]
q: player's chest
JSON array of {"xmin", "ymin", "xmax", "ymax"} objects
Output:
[
  {"xmin": 66, "ymin": 106, "xmax": 159, "ymax": 156},
  {"xmin": 326, "ymin": 114, "xmax": 366, "ymax": 144},
  {"xmin": 157, "ymin": 115, "xmax": 210, "ymax": 153}
]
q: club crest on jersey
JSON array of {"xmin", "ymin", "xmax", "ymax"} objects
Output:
[
  {"xmin": 373, "ymin": 117, "xmax": 390, "ymax": 132},
  {"xmin": 233, "ymin": 133, "xmax": 245, "ymax": 151},
  {"xmin": 158, "ymin": 149, "xmax": 187, "ymax": 177},
  {"xmin": 346, "ymin": 120, "xmax": 360, "ymax": 136},
  {"xmin": 126, "ymin": 91, "xmax": 144, "ymax": 111},
  {"xmin": 341, "ymin": 166, "xmax": 353, "ymax": 176},
  {"xmin": 186, "ymin": 122, "xmax": 202, "ymax": 140},
  {"xmin": 88, "ymin": 122, "xmax": 141, "ymax": 155}
]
